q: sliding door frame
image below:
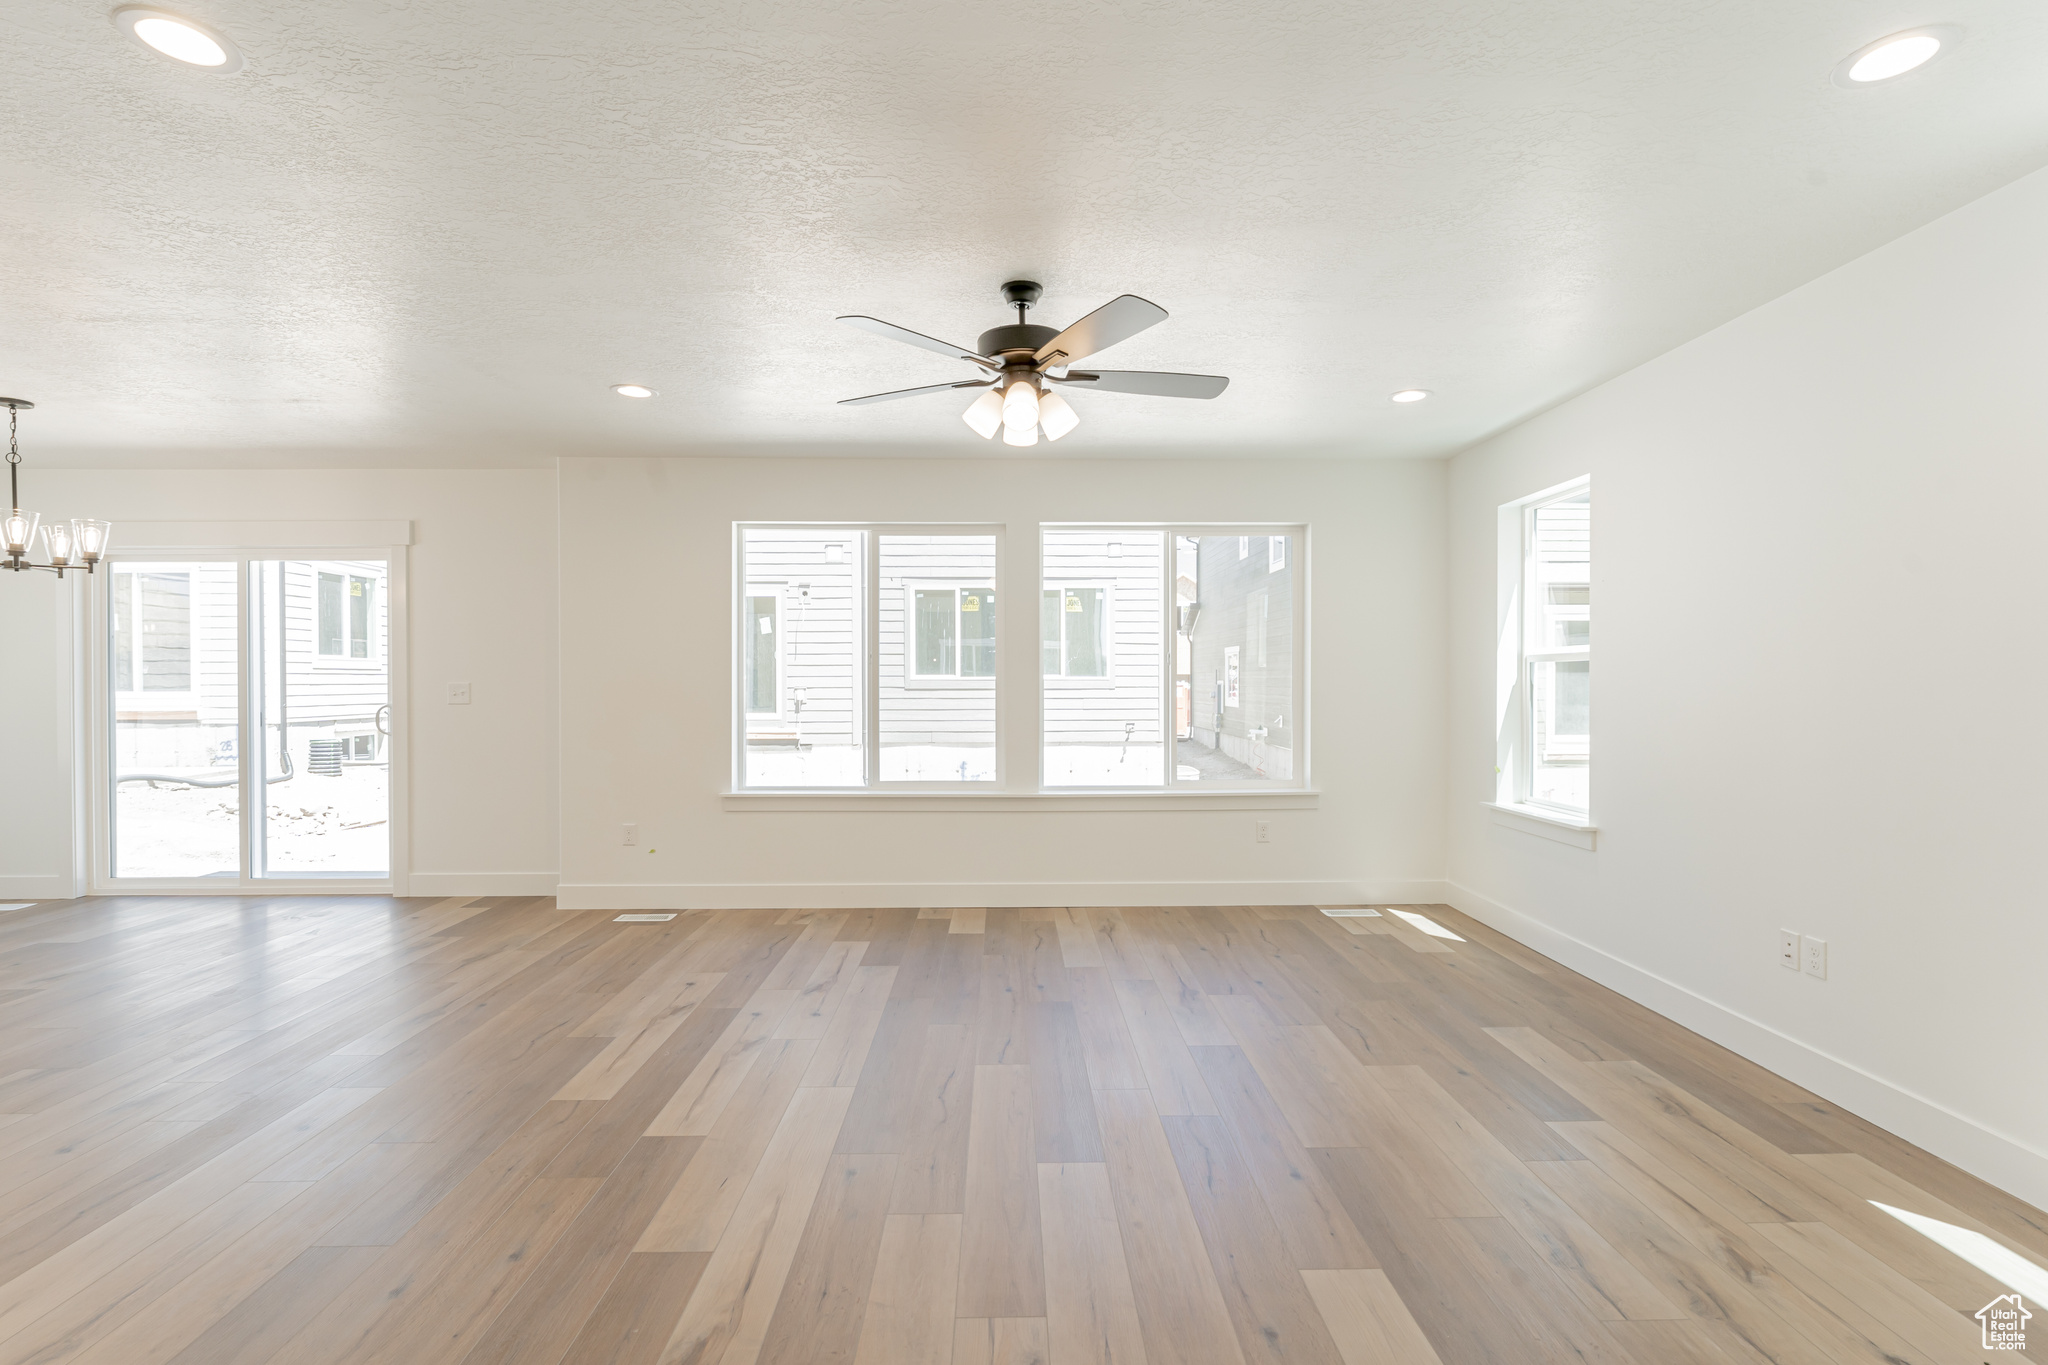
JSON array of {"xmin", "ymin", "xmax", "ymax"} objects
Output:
[{"xmin": 86, "ymin": 544, "xmax": 410, "ymax": 895}]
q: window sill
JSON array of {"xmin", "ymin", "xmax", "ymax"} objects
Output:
[
  {"xmin": 724, "ymin": 790, "xmax": 1319, "ymax": 813},
  {"xmin": 1483, "ymin": 801, "xmax": 1596, "ymax": 850}
]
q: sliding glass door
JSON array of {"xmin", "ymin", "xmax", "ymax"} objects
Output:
[{"xmin": 104, "ymin": 554, "xmax": 394, "ymax": 887}]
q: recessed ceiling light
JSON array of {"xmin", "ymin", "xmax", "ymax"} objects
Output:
[
  {"xmin": 112, "ymin": 6, "xmax": 243, "ymax": 72},
  {"xmin": 611, "ymin": 384, "xmax": 657, "ymax": 398},
  {"xmin": 1390, "ymin": 389, "xmax": 1431, "ymax": 403},
  {"xmin": 1833, "ymin": 27, "xmax": 1958, "ymax": 88}
]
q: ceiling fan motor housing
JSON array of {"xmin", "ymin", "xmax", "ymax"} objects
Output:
[{"xmin": 976, "ymin": 322, "xmax": 1060, "ymax": 365}]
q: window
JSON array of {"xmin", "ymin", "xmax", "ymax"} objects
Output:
[
  {"xmin": 318, "ymin": 570, "xmax": 377, "ymax": 659},
  {"xmin": 738, "ymin": 526, "xmax": 998, "ymax": 787},
  {"xmin": 110, "ymin": 568, "xmax": 193, "ymax": 693},
  {"xmin": 1504, "ymin": 482, "xmax": 1590, "ymax": 816},
  {"xmin": 736, "ymin": 522, "xmax": 1307, "ymax": 793},
  {"xmin": 745, "ymin": 593, "xmax": 781, "ymax": 715},
  {"xmin": 1041, "ymin": 586, "xmax": 1109, "ymax": 677},
  {"xmin": 1044, "ymin": 527, "xmax": 1304, "ymax": 789},
  {"xmin": 910, "ymin": 586, "xmax": 995, "ymax": 678}
]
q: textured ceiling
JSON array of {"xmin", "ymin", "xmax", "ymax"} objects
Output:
[{"xmin": 4, "ymin": 0, "xmax": 2048, "ymax": 466}]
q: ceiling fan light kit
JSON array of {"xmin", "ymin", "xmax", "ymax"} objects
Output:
[{"xmin": 838, "ymin": 279, "xmax": 1229, "ymax": 445}]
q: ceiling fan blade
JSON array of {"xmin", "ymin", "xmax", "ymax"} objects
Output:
[
  {"xmin": 838, "ymin": 379, "xmax": 994, "ymax": 406},
  {"xmin": 838, "ymin": 315, "xmax": 994, "ymax": 367},
  {"xmin": 1033, "ymin": 294, "xmax": 1168, "ymax": 366},
  {"xmin": 1053, "ymin": 369, "xmax": 1229, "ymax": 399}
]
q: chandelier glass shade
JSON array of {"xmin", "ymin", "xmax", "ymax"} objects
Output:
[{"xmin": 4, "ymin": 400, "xmax": 112, "ymax": 578}]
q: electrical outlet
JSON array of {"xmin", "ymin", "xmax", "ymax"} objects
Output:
[
  {"xmin": 1802, "ymin": 936, "xmax": 1827, "ymax": 979},
  {"xmin": 1254, "ymin": 820, "xmax": 1270, "ymax": 844},
  {"xmin": 622, "ymin": 823, "xmax": 638, "ymax": 847},
  {"xmin": 1778, "ymin": 930, "xmax": 1799, "ymax": 971},
  {"xmin": 448, "ymin": 682, "xmax": 471, "ymax": 705}
]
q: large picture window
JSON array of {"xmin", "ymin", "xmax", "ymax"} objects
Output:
[{"xmin": 735, "ymin": 522, "xmax": 1306, "ymax": 792}]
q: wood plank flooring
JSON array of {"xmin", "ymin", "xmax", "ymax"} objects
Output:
[{"xmin": 0, "ymin": 894, "xmax": 2041, "ymax": 1365}]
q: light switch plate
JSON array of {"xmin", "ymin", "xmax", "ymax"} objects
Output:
[
  {"xmin": 1802, "ymin": 935, "xmax": 1828, "ymax": 979},
  {"xmin": 1778, "ymin": 930, "xmax": 1799, "ymax": 970},
  {"xmin": 448, "ymin": 682, "xmax": 472, "ymax": 705}
]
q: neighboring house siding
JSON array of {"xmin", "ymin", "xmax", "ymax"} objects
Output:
[
  {"xmin": 1188, "ymin": 535, "xmax": 1294, "ymax": 779},
  {"xmin": 1042, "ymin": 531, "xmax": 1165, "ymax": 745}
]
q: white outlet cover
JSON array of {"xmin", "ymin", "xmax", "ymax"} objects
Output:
[
  {"xmin": 1802, "ymin": 936, "xmax": 1828, "ymax": 979},
  {"xmin": 614, "ymin": 913, "xmax": 677, "ymax": 922}
]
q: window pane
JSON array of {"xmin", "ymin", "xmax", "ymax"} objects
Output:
[
  {"xmin": 961, "ymin": 589, "xmax": 994, "ymax": 678},
  {"xmin": 1041, "ymin": 589, "xmax": 1061, "ymax": 675},
  {"xmin": 317, "ymin": 571, "xmax": 343, "ymax": 655},
  {"xmin": 111, "ymin": 562, "xmax": 238, "ymax": 878},
  {"xmin": 1533, "ymin": 496, "xmax": 1590, "ymax": 649},
  {"xmin": 882, "ymin": 535, "xmax": 994, "ymax": 782},
  {"xmin": 745, "ymin": 595, "xmax": 779, "ymax": 713},
  {"xmin": 256, "ymin": 560, "xmax": 391, "ymax": 876},
  {"xmin": 139, "ymin": 571, "xmax": 192, "ymax": 690},
  {"xmin": 913, "ymin": 589, "xmax": 956, "ymax": 676},
  {"xmin": 112, "ymin": 572, "xmax": 134, "ymax": 690},
  {"xmin": 1529, "ymin": 659, "xmax": 1589, "ymax": 811},
  {"xmin": 742, "ymin": 529, "xmax": 864, "ymax": 787},
  {"xmin": 349, "ymin": 576, "xmax": 371, "ymax": 658},
  {"xmin": 1176, "ymin": 535, "xmax": 1293, "ymax": 782},
  {"xmin": 1043, "ymin": 529, "xmax": 1163, "ymax": 786}
]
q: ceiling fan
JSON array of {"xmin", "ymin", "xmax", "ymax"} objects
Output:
[{"xmin": 837, "ymin": 280, "xmax": 1229, "ymax": 445}]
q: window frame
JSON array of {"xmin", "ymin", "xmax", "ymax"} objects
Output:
[
  {"xmin": 741, "ymin": 587, "xmax": 787, "ymax": 719},
  {"xmin": 1040, "ymin": 581, "xmax": 1116, "ymax": 681},
  {"xmin": 902, "ymin": 581, "xmax": 998, "ymax": 687},
  {"xmin": 734, "ymin": 523, "xmax": 1007, "ymax": 792},
  {"xmin": 312, "ymin": 563, "xmax": 383, "ymax": 668},
  {"xmin": 1038, "ymin": 523, "xmax": 1308, "ymax": 793},
  {"xmin": 730, "ymin": 521, "xmax": 1310, "ymax": 798},
  {"xmin": 1500, "ymin": 477, "xmax": 1592, "ymax": 820}
]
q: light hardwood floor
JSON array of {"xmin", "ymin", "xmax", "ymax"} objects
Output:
[{"xmin": 0, "ymin": 894, "xmax": 2040, "ymax": 1365}]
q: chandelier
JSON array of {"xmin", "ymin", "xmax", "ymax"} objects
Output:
[{"xmin": 3, "ymin": 399, "xmax": 110, "ymax": 577}]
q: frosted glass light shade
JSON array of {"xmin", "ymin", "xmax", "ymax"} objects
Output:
[
  {"xmin": 962, "ymin": 387, "xmax": 1003, "ymax": 438},
  {"xmin": 41, "ymin": 520, "xmax": 75, "ymax": 565},
  {"xmin": 2, "ymin": 509, "xmax": 37, "ymax": 558},
  {"xmin": 74, "ymin": 520, "xmax": 112, "ymax": 562},
  {"xmin": 1002, "ymin": 379, "xmax": 1040, "ymax": 430},
  {"xmin": 1038, "ymin": 389, "xmax": 1079, "ymax": 441},
  {"xmin": 1002, "ymin": 422, "xmax": 1039, "ymax": 447}
]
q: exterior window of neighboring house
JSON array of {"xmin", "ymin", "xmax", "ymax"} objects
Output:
[
  {"xmin": 1269, "ymin": 536, "xmax": 1286, "ymax": 572},
  {"xmin": 1041, "ymin": 586, "xmax": 1109, "ymax": 677},
  {"xmin": 1238, "ymin": 536, "xmax": 1249, "ymax": 559},
  {"xmin": 912, "ymin": 586, "xmax": 995, "ymax": 678},
  {"xmin": 1513, "ymin": 482, "xmax": 1591, "ymax": 815},
  {"xmin": 744, "ymin": 593, "xmax": 780, "ymax": 715},
  {"xmin": 317, "ymin": 571, "xmax": 377, "ymax": 659},
  {"xmin": 110, "ymin": 569, "xmax": 192, "ymax": 691}
]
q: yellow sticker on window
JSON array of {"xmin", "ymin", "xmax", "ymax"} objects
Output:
[
  {"xmin": 963, "ymin": 595, "xmax": 980, "ymax": 611},
  {"xmin": 1066, "ymin": 595, "xmax": 1082, "ymax": 612},
  {"xmin": 350, "ymin": 581, "xmax": 363, "ymax": 596}
]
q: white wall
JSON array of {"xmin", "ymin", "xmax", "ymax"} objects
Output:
[
  {"xmin": 1446, "ymin": 166, "xmax": 2048, "ymax": 1207},
  {"xmin": 557, "ymin": 455, "xmax": 1446, "ymax": 909},
  {"xmin": 0, "ymin": 468, "xmax": 558, "ymax": 896}
]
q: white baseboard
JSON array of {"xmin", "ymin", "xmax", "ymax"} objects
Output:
[
  {"xmin": 407, "ymin": 873, "xmax": 559, "ymax": 897},
  {"xmin": 1446, "ymin": 881, "xmax": 2048, "ymax": 1213},
  {"xmin": 0, "ymin": 875, "xmax": 75, "ymax": 900},
  {"xmin": 556, "ymin": 879, "xmax": 1451, "ymax": 912}
]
